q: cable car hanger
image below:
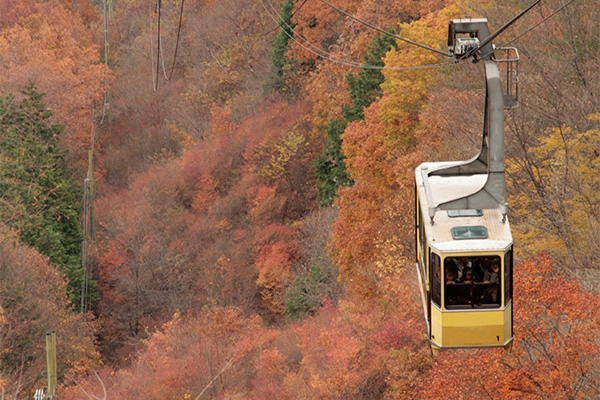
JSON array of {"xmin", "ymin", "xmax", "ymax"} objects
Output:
[{"xmin": 420, "ymin": 0, "xmax": 542, "ymax": 224}]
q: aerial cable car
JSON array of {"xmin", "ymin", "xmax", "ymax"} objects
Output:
[{"xmin": 415, "ymin": 17, "xmax": 522, "ymax": 355}]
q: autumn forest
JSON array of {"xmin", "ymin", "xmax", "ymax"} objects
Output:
[{"xmin": 1, "ymin": 0, "xmax": 600, "ymax": 398}]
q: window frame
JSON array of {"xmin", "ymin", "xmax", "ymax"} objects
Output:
[
  {"xmin": 430, "ymin": 251, "xmax": 441, "ymax": 307},
  {"xmin": 504, "ymin": 247, "xmax": 513, "ymax": 306},
  {"xmin": 442, "ymin": 254, "xmax": 503, "ymax": 310}
]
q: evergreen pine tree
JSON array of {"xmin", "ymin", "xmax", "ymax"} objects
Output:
[
  {"xmin": 0, "ymin": 87, "xmax": 93, "ymax": 307},
  {"xmin": 343, "ymin": 31, "xmax": 398, "ymax": 121},
  {"xmin": 314, "ymin": 119, "xmax": 351, "ymax": 206},
  {"xmin": 265, "ymin": 0, "xmax": 295, "ymax": 93},
  {"xmin": 315, "ymin": 32, "xmax": 398, "ymax": 205}
]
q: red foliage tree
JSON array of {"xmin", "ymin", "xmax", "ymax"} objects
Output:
[
  {"xmin": 255, "ymin": 224, "xmax": 299, "ymax": 320},
  {"xmin": 421, "ymin": 255, "xmax": 600, "ymax": 399},
  {"xmin": 0, "ymin": 228, "xmax": 99, "ymax": 397}
]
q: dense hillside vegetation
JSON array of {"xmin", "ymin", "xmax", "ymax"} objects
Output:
[{"xmin": 1, "ymin": 0, "xmax": 600, "ymax": 398}]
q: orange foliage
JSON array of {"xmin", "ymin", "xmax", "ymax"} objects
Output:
[
  {"xmin": 210, "ymin": 103, "xmax": 239, "ymax": 137},
  {"xmin": 255, "ymin": 224, "xmax": 299, "ymax": 319},
  {"xmin": 251, "ymin": 348, "xmax": 289, "ymax": 400},
  {"xmin": 0, "ymin": 0, "xmax": 108, "ymax": 167},
  {"xmin": 300, "ymin": 0, "xmax": 445, "ymax": 130},
  {"xmin": 304, "ymin": 60, "xmax": 350, "ymax": 131},
  {"xmin": 0, "ymin": 228, "xmax": 99, "ymax": 396},
  {"xmin": 248, "ymin": 185, "xmax": 285, "ymax": 225},
  {"xmin": 334, "ymin": 101, "xmax": 416, "ymax": 297},
  {"xmin": 282, "ymin": 301, "xmax": 426, "ymax": 399},
  {"xmin": 64, "ymin": 307, "xmax": 272, "ymax": 399},
  {"xmin": 288, "ymin": 0, "xmax": 358, "ymax": 61},
  {"xmin": 332, "ymin": 4, "xmax": 459, "ymax": 298}
]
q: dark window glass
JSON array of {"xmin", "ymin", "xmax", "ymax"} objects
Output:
[
  {"xmin": 444, "ymin": 255, "xmax": 501, "ymax": 309},
  {"xmin": 431, "ymin": 252, "xmax": 441, "ymax": 306},
  {"xmin": 505, "ymin": 249, "xmax": 513, "ymax": 306}
]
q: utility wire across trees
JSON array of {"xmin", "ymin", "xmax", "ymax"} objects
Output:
[
  {"xmin": 262, "ymin": 0, "xmax": 581, "ymax": 72},
  {"xmin": 151, "ymin": 0, "xmax": 185, "ymax": 90},
  {"xmin": 259, "ymin": 0, "xmax": 459, "ymax": 71},
  {"xmin": 317, "ymin": 0, "xmax": 450, "ymax": 57}
]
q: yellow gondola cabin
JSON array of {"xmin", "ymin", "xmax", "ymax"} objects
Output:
[
  {"xmin": 415, "ymin": 163, "xmax": 513, "ymax": 354},
  {"xmin": 414, "ymin": 17, "xmax": 519, "ymax": 354}
]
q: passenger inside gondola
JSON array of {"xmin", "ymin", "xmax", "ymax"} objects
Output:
[
  {"xmin": 445, "ymin": 259, "xmax": 461, "ymax": 306},
  {"xmin": 444, "ymin": 256, "xmax": 502, "ymax": 308},
  {"xmin": 461, "ymin": 268, "xmax": 473, "ymax": 284},
  {"xmin": 457, "ymin": 257, "xmax": 470, "ymax": 280},
  {"xmin": 483, "ymin": 261, "xmax": 501, "ymax": 303},
  {"xmin": 446, "ymin": 266, "xmax": 458, "ymax": 285}
]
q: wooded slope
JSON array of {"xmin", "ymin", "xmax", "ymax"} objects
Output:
[{"xmin": 1, "ymin": 0, "xmax": 599, "ymax": 398}]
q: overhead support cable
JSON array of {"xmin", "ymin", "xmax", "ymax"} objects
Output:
[
  {"xmin": 317, "ymin": 0, "xmax": 450, "ymax": 57},
  {"xmin": 166, "ymin": 0, "xmax": 185, "ymax": 80},
  {"xmin": 99, "ymin": 0, "xmax": 110, "ymax": 125},
  {"xmin": 155, "ymin": 0, "xmax": 162, "ymax": 90},
  {"xmin": 150, "ymin": 0, "xmax": 158, "ymax": 91},
  {"xmin": 151, "ymin": 0, "xmax": 185, "ymax": 89},
  {"xmin": 480, "ymin": 0, "xmax": 579, "ymax": 60},
  {"xmin": 158, "ymin": 0, "xmax": 185, "ymax": 81},
  {"xmin": 500, "ymin": 0, "xmax": 577, "ymax": 48},
  {"xmin": 262, "ymin": 0, "xmax": 360, "ymax": 65},
  {"xmin": 466, "ymin": 0, "xmax": 541, "ymax": 59},
  {"xmin": 259, "ymin": 0, "xmax": 461, "ymax": 71},
  {"xmin": 259, "ymin": 0, "xmax": 311, "ymax": 36}
]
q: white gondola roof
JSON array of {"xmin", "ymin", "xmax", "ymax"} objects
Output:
[{"xmin": 416, "ymin": 161, "xmax": 513, "ymax": 253}]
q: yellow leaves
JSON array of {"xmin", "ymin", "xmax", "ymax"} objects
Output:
[
  {"xmin": 166, "ymin": 121, "xmax": 195, "ymax": 154},
  {"xmin": 380, "ymin": 4, "xmax": 461, "ymax": 142},
  {"xmin": 258, "ymin": 127, "xmax": 306, "ymax": 181},
  {"xmin": 373, "ymin": 236, "xmax": 411, "ymax": 303},
  {"xmin": 508, "ymin": 120, "xmax": 600, "ymax": 268}
]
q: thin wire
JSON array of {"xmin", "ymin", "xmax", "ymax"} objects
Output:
[
  {"xmin": 84, "ymin": 179, "xmax": 90, "ymax": 316},
  {"xmin": 318, "ymin": 0, "xmax": 450, "ymax": 57},
  {"xmin": 158, "ymin": 0, "xmax": 185, "ymax": 80},
  {"xmin": 81, "ymin": 0, "xmax": 112, "ymax": 318},
  {"xmin": 502, "ymin": 0, "xmax": 577, "ymax": 47},
  {"xmin": 150, "ymin": 0, "xmax": 158, "ymax": 91},
  {"xmin": 481, "ymin": 0, "xmax": 578, "ymax": 60},
  {"xmin": 80, "ymin": 179, "xmax": 89, "ymax": 316},
  {"xmin": 159, "ymin": 31, "xmax": 170, "ymax": 80},
  {"xmin": 260, "ymin": 0, "xmax": 460, "ymax": 71},
  {"xmin": 167, "ymin": 0, "xmax": 185, "ymax": 80},
  {"xmin": 155, "ymin": 0, "xmax": 162, "ymax": 90},
  {"xmin": 259, "ymin": 0, "xmax": 310, "ymax": 37},
  {"xmin": 263, "ymin": 0, "xmax": 362, "ymax": 66},
  {"xmin": 99, "ymin": 0, "xmax": 110, "ymax": 125}
]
